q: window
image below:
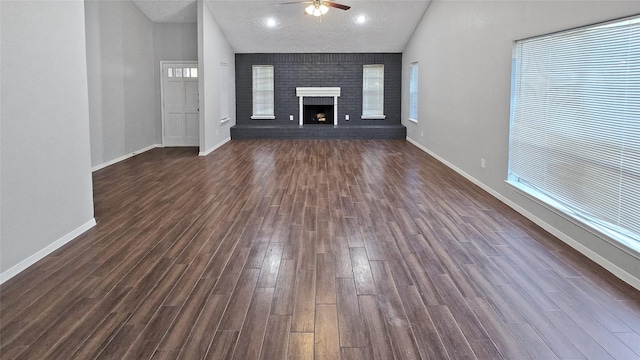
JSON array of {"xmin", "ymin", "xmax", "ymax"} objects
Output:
[
  {"xmin": 167, "ymin": 67, "xmax": 197, "ymax": 78},
  {"xmin": 508, "ymin": 15, "xmax": 640, "ymax": 251},
  {"xmin": 220, "ymin": 62, "xmax": 229, "ymax": 122},
  {"xmin": 362, "ymin": 64, "xmax": 385, "ymax": 119},
  {"xmin": 409, "ymin": 62, "xmax": 418, "ymax": 122},
  {"xmin": 252, "ymin": 65, "xmax": 274, "ymax": 119}
]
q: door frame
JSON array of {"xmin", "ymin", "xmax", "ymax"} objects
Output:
[{"xmin": 160, "ymin": 60, "xmax": 199, "ymax": 147}]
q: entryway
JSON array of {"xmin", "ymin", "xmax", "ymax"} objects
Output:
[{"xmin": 161, "ymin": 61, "xmax": 199, "ymax": 147}]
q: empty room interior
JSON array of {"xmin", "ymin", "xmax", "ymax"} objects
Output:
[{"xmin": 3, "ymin": 0, "xmax": 640, "ymax": 359}]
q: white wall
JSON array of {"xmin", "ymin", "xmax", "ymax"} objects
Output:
[
  {"xmin": 152, "ymin": 22, "xmax": 198, "ymax": 144},
  {"xmin": 198, "ymin": 1, "xmax": 236, "ymax": 156},
  {"xmin": 1, "ymin": 1, "xmax": 95, "ymax": 277},
  {"xmin": 85, "ymin": 0, "xmax": 156, "ymax": 168},
  {"xmin": 403, "ymin": 1, "xmax": 640, "ymax": 286},
  {"xmin": 0, "ymin": 0, "xmax": 3, "ymax": 271}
]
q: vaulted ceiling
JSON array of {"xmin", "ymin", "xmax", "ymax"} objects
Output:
[{"xmin": 131, "ymin": 0, "xmax": 431, "ymax": 53}]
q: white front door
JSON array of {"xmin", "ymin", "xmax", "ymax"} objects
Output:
[{"xmin": 162, "ymin": 62, "xmax": 199, "ymax": 147}]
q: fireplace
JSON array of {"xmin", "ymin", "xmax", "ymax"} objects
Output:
[{"xmin": 296, "ymin": 87, "xmax": 341, "ymax": 126}]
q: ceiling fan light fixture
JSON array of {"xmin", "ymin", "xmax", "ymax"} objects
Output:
[
  {"xmin": 304, "ymin": 5, "xmax": 314, "ymax": 15},
  {"xmin": 305, "ymin": 4, "xmax": 329, "ymax": 16}
]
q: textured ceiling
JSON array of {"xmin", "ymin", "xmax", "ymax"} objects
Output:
[
  {"xmin": 132, "ymin": 0, "xmax": 432, "ymax": 53},
  {"xmin": 132, "ymin": 0, "xmax": 197, "ymax": 23}
]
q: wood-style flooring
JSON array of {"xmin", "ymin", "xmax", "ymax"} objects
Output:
[{"xmin": 2, "ymin": 139, "xmax": 640, "ymax": 360}]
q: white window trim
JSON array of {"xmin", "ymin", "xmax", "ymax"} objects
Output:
[
  {"xmin": 408, "ymin": 61, "xmax": 418, "ymax": 123},
  {"xmin": 507, "ymin": 14, "xmax": 640, "ymax": 255},
  {"xmin": 361, "ymin": 115, "xmax": 386, "ymax": 120},
  {"xmin": 362, "ymin": 64, "xmax": 385, "ymax": 119},
  {"xmin": 252, "ymin": 65, "xmax": 275, "ymax": 119},
  {"xmin": 506, "ymin": 180, "xmax": 640, "ymax": 258},
  {"xmin": 220, "ymin": 62, "xmax": 230, "ymax": 123}
]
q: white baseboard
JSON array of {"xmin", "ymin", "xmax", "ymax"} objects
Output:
[
  {"xmin": 199, "ymin": 137, "xmax": 231, "ymax": 157},
  {"xmin": 406, "ymin": 137, "xmax": 640, "ymax": 291},
  {"xmin": 0, "ymin": 218, "xmax": 97, "ymax": 285},
  {"xmin": 92, "ymin": 144, "xmax": 162, "ymax": 172}
]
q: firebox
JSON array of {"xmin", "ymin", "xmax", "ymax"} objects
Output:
[{"xmin": 303, "ymin": 105, "xmax": 334, "ymax": 125}]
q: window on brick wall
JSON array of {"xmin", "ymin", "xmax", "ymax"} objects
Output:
[
  {"xmin": 252, "ymin": 65, "xmax": 275, "ymax": 119},
  {"xmin": 362, "ymin": 64, "xmax": 385, "ymax": 119}
]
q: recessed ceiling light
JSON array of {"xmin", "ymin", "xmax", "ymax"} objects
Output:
[
  {"xmin": 267, "ymin": 18, "xmax": 277, "ymax": 27},
  {"xmin": 356, "ymin": 15, "xmax": 366, "ymax": 24}
]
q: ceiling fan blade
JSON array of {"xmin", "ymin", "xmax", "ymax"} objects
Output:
[
  {"xmin": 277, "ymin": 1, "xmax": 313, "ymax": 4},
  {"xmin": 324, "ymin": 2, "xmax": 350, "ymax": 10}
]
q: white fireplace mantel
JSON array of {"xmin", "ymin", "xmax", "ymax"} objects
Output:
[
  {"xmin": 296, "ymin": 87, "xmax": 341, "ymax": 126},
  {"xmin": 296, "ymin": 87, "xmax": 341, "ymax": 98}
]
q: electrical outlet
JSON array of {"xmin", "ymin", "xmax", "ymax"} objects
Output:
[
  {"xmin": 216, "ymin": 130, "xmax": 219, "ymax": 136},
  {"xmin": 421, "ymin": 131, "xmax": 424, "ymax": 137},
  {"xmin": 481, "ymin": 159, "xmax": 486, "ymax": 168},
  {"xmin": 345, "ymin": 114, "xmax": 349, "ymax": 121},
  {"xmin": 290, "ymin": 114, "xmax": 294, "ymax": 121}
]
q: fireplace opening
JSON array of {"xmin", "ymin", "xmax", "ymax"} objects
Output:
[{"xmin": 304, "ymin": 105, "xmax": 334, "ymax": 125}]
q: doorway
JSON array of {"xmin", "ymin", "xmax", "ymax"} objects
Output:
[{"xmin": 161, "ymin": 61, "xmax": 199, "ymax": 147}]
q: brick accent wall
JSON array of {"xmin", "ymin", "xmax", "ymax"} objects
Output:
[{"xmin": 235, "ymin": 53, "xmax": 402, "ymax": 126}]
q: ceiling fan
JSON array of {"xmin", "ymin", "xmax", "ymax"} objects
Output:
[{"xmin": 279, "ymin": 0, "xmax": 351, "ymax": 17}]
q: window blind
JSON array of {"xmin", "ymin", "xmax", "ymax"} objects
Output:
[
  {"xmin": 362, "ymin": 65, "xmax": 384, "ymax": 118},
  {"xmin": 409, "ymin": 62, "xmax": 419, "ymax": 121},
  {"xmin": 252, "ymin": 65, "xmax": 274, "ymax": 118},
  {"xmin": 509, "ymin": 15, "xmax": 640, "ymax": 245}
]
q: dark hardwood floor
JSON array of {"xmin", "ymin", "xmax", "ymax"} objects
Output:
[{"xmin": 2, "ymin": 139, "xmax": 640, "ymax": 359}]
